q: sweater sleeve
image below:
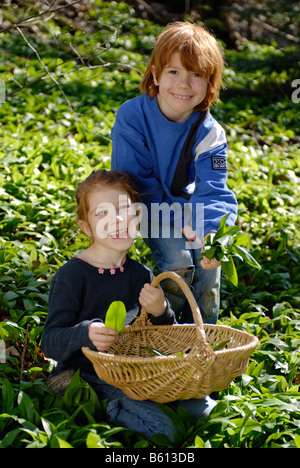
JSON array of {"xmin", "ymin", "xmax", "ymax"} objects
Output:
[
  {"xmin": 148, "ymin": 299, "xmax": 177, "ymax": 325},
  {"xmin": 41, "ymin": 271, "xmax": 95, "ymax": 363},
  {"xmin": 140, "ymin": 265, "xmax": 177, "ymax": 326}
]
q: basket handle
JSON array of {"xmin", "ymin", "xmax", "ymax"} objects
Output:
[{"xmin": 140, "ymin": 271, "xmax": 205, "ymax": 341}]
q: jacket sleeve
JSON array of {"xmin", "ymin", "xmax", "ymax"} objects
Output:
[
  {"xmin": 190, "ymin": 120, "xmax": 238, "ymax": 236},
  {"xmin": 111, "ymin": 108, "xmax": 164, "ymax": 208}
]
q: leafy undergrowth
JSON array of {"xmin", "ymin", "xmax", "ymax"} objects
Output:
[{"xmin": 0, "ymin": 0, "xmax": 299, "ymax": 448}]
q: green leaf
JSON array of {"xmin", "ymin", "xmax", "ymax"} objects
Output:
[
  {"xmin": 141, "ymin": 346, "xmax": 166, "ymax": 356},
  {"xmin": 234, "ymin": 234, "xmax": 251, "ymax": 246},
  {"xmin": 214, "ymin": 213, "xmax": 229, "ymax": 240},
  {"xmin": 104, "ymin": 301, "xmax": 126, "ymax": 333},
  {"xmin": 214, "ymin": 234, "xmax": 234, "ymax": 250},
  {"xmin": 86, "ymin": 431, "xmax": 103, "ymax": 448},
  {"xmin": 213, "ymin": 339, "xmax": 230, "ymax": 351},
  {"xmin": 0, "ymin": 429, "xmax": 22, "ymax": 448},
  {"xmin": 221, "ymin": 256, "xmax": 238, "ymax": 286},
  {"xmin": 17, "ymin": 391, "xmax": 40, "ymax": 425},
  {"xmin": 201, "ymin": 214, "xmax": 262, "ymax": 286},
  {"xmin": 233, "ymin": 245, "xmax": 261, "ymax": 270},
  {"xmin": 1, "ymin": 379, "xmax": 15, "ymax": 413},
  {"xmin": 194, "ymin": 435, "xmax": 206, "ymax": 448}
]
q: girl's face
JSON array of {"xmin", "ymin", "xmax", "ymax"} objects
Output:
[
  {"xmin": 151, "ymin": 52, "xmax": 208, "ymax": 122},
  {"xmin": 79, "ymin": 187, "xmax": 140, "ymax": 252}
]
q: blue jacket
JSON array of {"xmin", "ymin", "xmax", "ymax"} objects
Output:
[{"xmin": 111, "ymin": 94, "xmax": 237, "ymax": 237}]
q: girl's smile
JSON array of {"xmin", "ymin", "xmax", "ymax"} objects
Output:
[{"xmin": 77, "ymin": 187, "xmax": 141, "ymax": 267}]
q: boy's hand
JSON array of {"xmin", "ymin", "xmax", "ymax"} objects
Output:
[
  {"xmin": 200, "ymin": 232, "xmax": 221, "ymax": 270},
  {"xmin": 88, "ymin": 322, "xmax": 118, "ymax": 352},
  {"xmin": 200, "ymin": 256, "xmax": 221, "ymax": 270},
  {"xmin": 139, "ymin": 284, "xmax": 167, "ymax": 317},
  {"xmin": 182, "ymin": 226, "xmax": 221, "ymax": 270},
  {"xmin": 181, "ymin": 224, "xmax": 201, "ymax": 244}
]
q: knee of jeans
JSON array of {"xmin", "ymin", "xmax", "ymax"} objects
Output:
[
  {"xmin": 161, "ymin": 266, "xmax": 195, "ymax": 293},
  {"xmin": 150, "ymin": 244, "xmax": 193, "ymax": 272},
  {"xmin": 106, "ymin": 399, "xmax": 120, "ymax": 423}
]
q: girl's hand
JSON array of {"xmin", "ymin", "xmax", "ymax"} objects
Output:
[
  {"xmin": 139, "ymin": 284, "xmax": 167, "ymax": 317},
  {"xmin": 88, "ymin": 322, "xmax": 118, "ymax": 352}
]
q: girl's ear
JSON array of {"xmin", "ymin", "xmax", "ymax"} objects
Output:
[
  {"xmin": 78, "ymin": 219, "xmax": 92, "ymax": 238},
  {"xmin": 151, "ymin": 64, "xmax": 159, "ymax": 86}
]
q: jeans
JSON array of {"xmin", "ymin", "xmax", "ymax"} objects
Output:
[
  {"xmin": 144, "ymin": 223, "xmax": 220, "ymax": 324},
  {"xmin": 81, "ymin": 371, "xmax": 216, "ymax": 442}
]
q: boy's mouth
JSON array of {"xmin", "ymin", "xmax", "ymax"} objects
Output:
[{"xmin": 172, "ymin": 93, "xmax": 193, "ymax": 100}]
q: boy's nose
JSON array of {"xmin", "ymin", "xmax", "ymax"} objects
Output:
[{"xmin": 178, "ymin": 74, "xmax": 190, "ymax": 87}]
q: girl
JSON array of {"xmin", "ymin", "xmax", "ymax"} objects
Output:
[
  {"xmin": 111, "ymin": 22, "xmax": 238, "ymax": 324},
  {"xmin": 42, "ymin": 169, "xmax": 216, "ymax": 441}
]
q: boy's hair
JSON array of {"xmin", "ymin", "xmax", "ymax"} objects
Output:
[
  {"xmin": 75, "ymin": 169, "xmax": 139, "ymax": 222},
  {"xmin": 140, "ymin": 21, "xmax": 224, "ymax": 111}
]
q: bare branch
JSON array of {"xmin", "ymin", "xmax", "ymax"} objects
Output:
[
  {"xmin": 16, "ymin": 26, "xmax": 74, "ymax": 114},
  {"xmin": 0, "ymin": 0, "xmax": 83, "ymax": 34}
]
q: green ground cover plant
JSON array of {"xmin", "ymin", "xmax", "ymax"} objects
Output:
[{"xmin": 0, "ymin": 0, "xmax": 299, "ymax": 448}]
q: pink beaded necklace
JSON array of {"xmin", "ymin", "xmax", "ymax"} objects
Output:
[{"xmin": 97, "ymin": 258, "xmax": 126, "ymax": 275}]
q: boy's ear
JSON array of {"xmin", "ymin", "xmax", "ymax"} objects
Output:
[
  {"xmin": 151, "ymin": 65, "xmax": 159, "ymax": 86},
  {"xmin": 78, "ymin": 219, "xmax": 92, "ymax": 238}
]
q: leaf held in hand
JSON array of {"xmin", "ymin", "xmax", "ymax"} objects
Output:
[
  {"xmin": 233, "ymin": 245, "xmax": 261, "ymax": 270},
  {"xmin": 200, "ymin": 214, "xmax": 261, "ymax": 286},
  {"xmin": 222, "ymin": 255, "xmax": 238, "ymax": 286},
  {"xmin": 105, "ymin": 301, "xmax": 126, "ymax": 333}
]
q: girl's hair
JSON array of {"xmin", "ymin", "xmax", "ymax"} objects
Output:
[
  {"xmin": 75, "ymin": 169, "xmax": 139, "ymax": 222},
  {"xmin": 140, "ymin": 22, "xmax": 224, "ymax": 111}
]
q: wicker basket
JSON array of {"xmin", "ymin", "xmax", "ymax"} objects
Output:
[{"xmin": 82, "ymin": 271, "xmax": 259, "ymax": 403}]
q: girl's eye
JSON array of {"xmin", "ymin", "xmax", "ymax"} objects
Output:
[
  {"xmin": 96, "ymin": 208, "xmax": 108, "ymax": 216},
  {"xmin": 118, "ymin": 205, "xmax": 130, "ymax": 215}
]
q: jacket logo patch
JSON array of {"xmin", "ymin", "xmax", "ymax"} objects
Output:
[{"xmin": 211, "ymin": 157, "xmax": 227, "ymax": 170}]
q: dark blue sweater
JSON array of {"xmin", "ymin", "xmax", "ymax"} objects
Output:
[{"xmin": 42, "ymin": 257, "xmax": 175, "ymax": 375}]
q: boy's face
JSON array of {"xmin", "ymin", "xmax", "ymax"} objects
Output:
[
  {"xmin": 151, "ymin": 52, "xmax": 208, "ymax": 122},
  {"xmin": 79, "ymin": 187, "xmax": 141, "ymax": 252}
]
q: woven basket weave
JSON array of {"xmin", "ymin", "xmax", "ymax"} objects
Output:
[{"xmin": 82, "ymin": 271, "xmax": 259, "ymax": 403}]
